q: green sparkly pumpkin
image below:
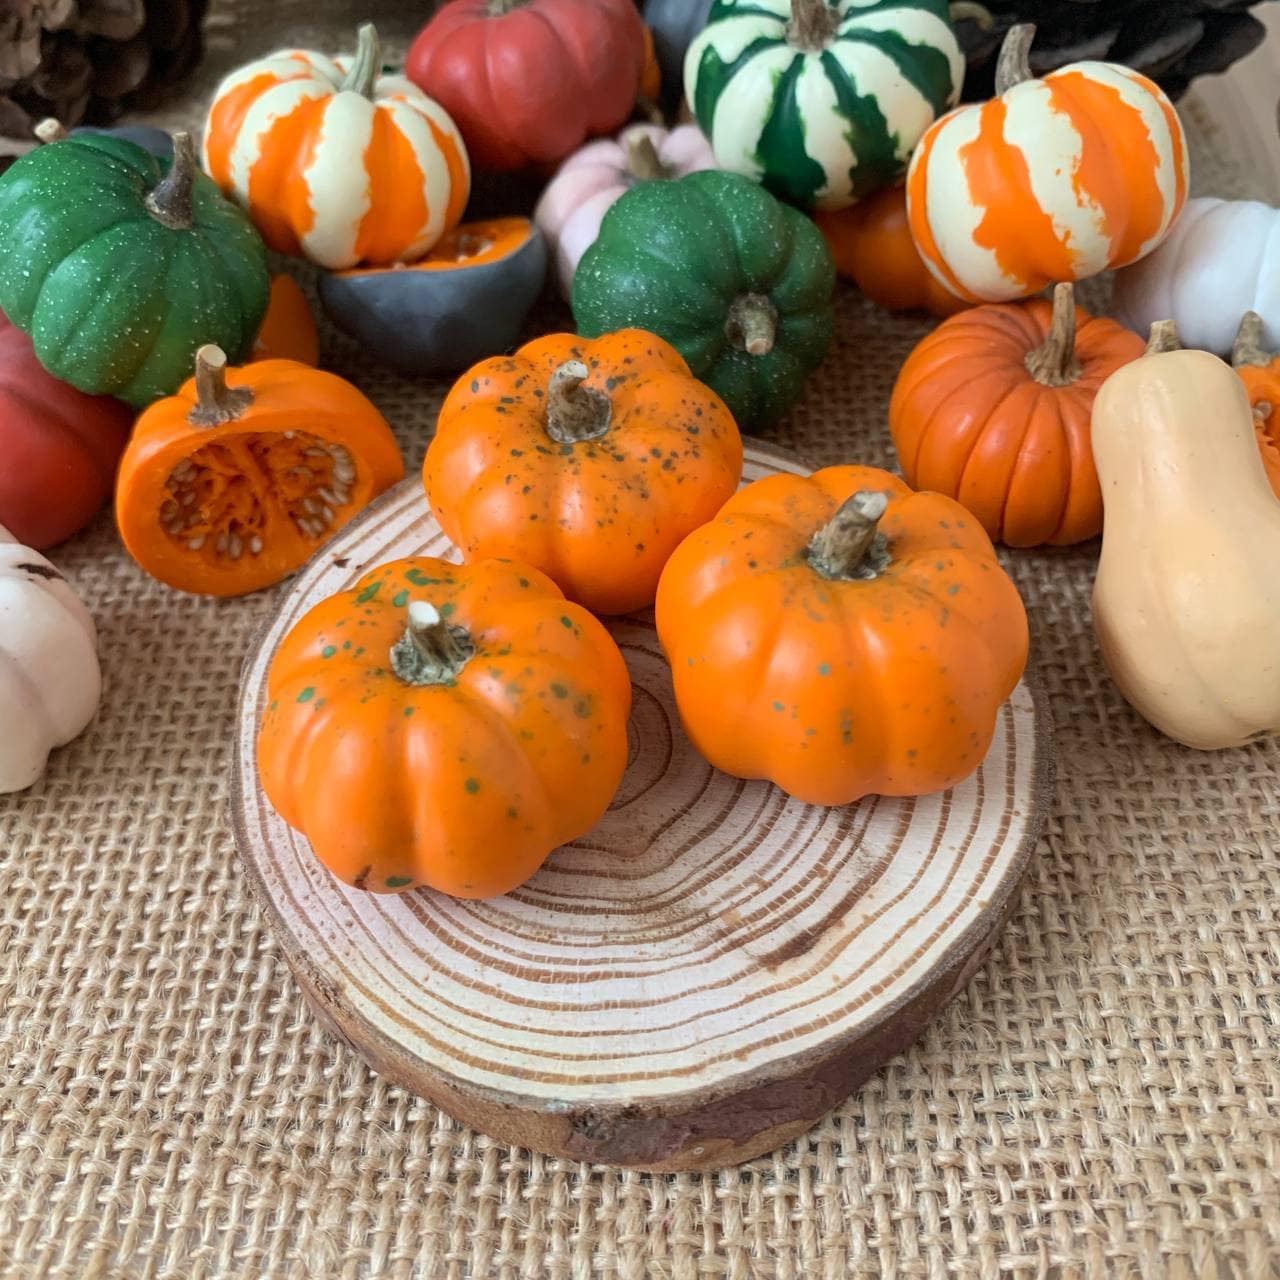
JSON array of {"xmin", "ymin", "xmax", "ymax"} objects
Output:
[
  {"xmin": 0, "ymin": 131, "xmax": 269, "ymax": 407},
  {"xmin": 571, "ymin": 169, "xmax": 835, "ymax": 430}
]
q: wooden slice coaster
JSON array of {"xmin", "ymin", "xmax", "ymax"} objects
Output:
[{"xmin": 232, "ymin": 442, "xmax": 1053, "ymax": 1171}]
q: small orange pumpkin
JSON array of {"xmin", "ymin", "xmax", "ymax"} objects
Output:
[
  {"xmin": 116, "ymin": 346, "xmax": 403, "ymax": 596},
  {"xmin": 257, "ymin": 555, "xmax": 632, "ymax": 897},
  {"xmin": 814, "ymin": 186, "xmax": 967, "ymax": 318},
  {"xmin": 889, "ymin": 283, "xmax": 1145, "ymax": 547},
  {"xmin": 655, "ymin": 464, "xmax": 1028, "ymax": 806},
  {"xmin": 1232, "ymin": 310, "xmax": 1280, "ymax": 499},
  {"xmin": 423, "ymin": 328, "xmax": 743, "ymax": 615},
  {"xmin": 252, "ymin": 275, "xmax": 320, "ymax": 366}
]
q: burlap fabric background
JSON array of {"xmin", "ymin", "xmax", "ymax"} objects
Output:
[{"xmin": 3, "ymin": 6, "xmax": 1279, "ymax": 1277}]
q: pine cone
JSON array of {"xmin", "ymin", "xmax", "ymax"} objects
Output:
[
  {"xmin": 952, "ymin": 0, "xmax": 1267, "ymax": 102},
  {"xmin": 0, "ymin": 0, "xmax": 209, "ymax": 141}
]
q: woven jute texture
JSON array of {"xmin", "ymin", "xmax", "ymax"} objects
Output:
[{"xmin": 3, "ymin": 7, "xmax": 1280, "ymax": 1277}]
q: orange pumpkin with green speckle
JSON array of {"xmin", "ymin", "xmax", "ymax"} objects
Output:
[
  {"xmin": 257, "ymin": 555, "xmax": 632, "ymax": 897},
  {"xmin": 654, "ymin": 465, "xmax": 1028, "ymax": 805},
  {"xmin": 422, "ymin": 327, "xmax": 743, "ymax": 616}
]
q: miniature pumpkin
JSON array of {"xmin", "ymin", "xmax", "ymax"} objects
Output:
[
  {"xmin": 536, "ymin": 125, "xmax": 714, "ymax": 297},
  {"xmin": 252, "ymin": 276, "xmax": 320, "ymax": 367},
  {"xmin": 0, "ymin": 311, "xmax": 132, "ymax": 550},
  {"xmin": 890, "ymin": 283, "xmax": 1145, "ymax": 547},
  {"xmin": 424, "ymin": 328, "xmax": 743, "ymax": 615},
  {"xmin": 1112, "ymin": 197, "xmax": 1280, "ymax": 356},
  {"xmin": 116, "ymin": 346, "xmax": 403, "ymax": 597},
  {"xmin": 1092, "ymin": 322, "xmax": 1280, "ymax": 750},
  {"xmin": 907, "ymin": 25, "xmax": 1189, "ymax": 304},
  {"xmin": 0, "ymin": 525, "xmax": 101, "ymax": 794},
  {"xmin": 814, "ymin": 185, "xmax": 967, "ymax": 318},
  {"xmin": 655, "ymin": 464, "xmax": 1028, "ymax": 804},
  {"xmin": 203, "ymin": 23, "xmax": 470, "ymax": 270},
  {"xmin": 406, "ymin": 0, "xmax": 647, "ymax": 172},
  {"xmin": 0, "ymin": 131, "xmax": 269, "ymax": 407},
  {"xmin": 644, "ymin": 0, "xmax": 713, "ymax": 114},
  {"xmin": 319, "ymin": 217, "xmax": 547, "ymax": 376},
  {"xmin": 1231, "ymin": 311, "xmax": 1280, "ymax": 500},
  {"xmin": 573, "ymin": 169, "xmax": 835, "ymax": 431},
  {"xmin": 685, "ymin": 0, "xmax": 963, "ymax": 211},
  {"xmin": 257, "ymin": 556, "xmax": 632, "ymax": 897}
]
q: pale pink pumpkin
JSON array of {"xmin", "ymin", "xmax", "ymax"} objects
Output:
[{"xmin": 534, "ymin": 123, "xmax": 714, "ymax": 297}]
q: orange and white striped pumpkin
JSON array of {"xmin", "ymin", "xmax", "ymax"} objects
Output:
[
  {"xmin": 906, "ymin": 25, "xmax": 1188, "ymax": 305},
  {"xmin": 202, "ymin": 23, "xmax": 470, "ymax": 271}
]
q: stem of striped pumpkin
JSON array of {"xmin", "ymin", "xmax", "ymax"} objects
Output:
[
  {"xmin": 786, "ymin": 0, "xmax": 840, "ymax": 51},
  {"xmin": 340, "ymin": 23, "xmax": 381, "ymax": 98},
  {"xmin": 1024, "ymin": 283, "xmax": 1081, "ymax": 388},
  {"xmin": 995, "ymin": 23, "xmax": 1037, "ymax": 93}
]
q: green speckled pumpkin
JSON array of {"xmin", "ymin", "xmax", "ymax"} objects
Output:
[
  {"xmin": 0, "ymin": 131, "xmax": 269, "ymax": 408},
  {"xmin": 571, "ymin": 169, "xmax": 835, "ymax": 431}
]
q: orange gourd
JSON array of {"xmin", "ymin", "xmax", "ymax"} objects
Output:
[
  {"xmin": 423, "ymin": 328, "xmax": 743, "ymax": 615},
  {"xmin": 1232, "ymin": 311, "xmax": 1280, "ymax": 499},
  {"xmin": 640, "ymin": 26, "xmax": 662, "ymax": 105},
  {"xmin": 257, "ymin": 555, "xmax": 632, "ymax": 897},
  {"xmin": 116, "ymin": 346, "xmax": 403, "ymax": 596},
  {"xmin": 655, "ymin": 465, "xmax": 1028, "ymax": 806},
  {"xmin": 889, "ymin": 283, "xmax": 1145, "ymax": 547},
  {"xmin": 252, "ymin": 275, "xmax": 320, "ymax": 366},
  {"xmin": 814, "ymin": 186, "xmax": 967, "ymax": 318}
]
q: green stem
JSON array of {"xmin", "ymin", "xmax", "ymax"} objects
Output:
[
  {"xmin": 340, "ymin": 23, "xmax": 382, "ymax": 98},
  {"xmin": 390, "ymin": 601, "xmax": 476, "ymax": 685}
]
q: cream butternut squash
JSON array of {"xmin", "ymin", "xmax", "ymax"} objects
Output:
[{"xmin": 1092, "ymin": 321, "xmax": 1280, "ymax": 750}]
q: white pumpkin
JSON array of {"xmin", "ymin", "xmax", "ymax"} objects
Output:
[
  {"xmin": 0, "ymin": 524, "xmax": 101, "ymax": 793},
  {"xmin": 1112, "ymin": 197, "xmax": 1280, "ymax": 356}
]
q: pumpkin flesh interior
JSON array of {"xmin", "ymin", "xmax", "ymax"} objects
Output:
[{"xmin": 335, "ymin": 217, "xmax": 531, "ymax": 277}]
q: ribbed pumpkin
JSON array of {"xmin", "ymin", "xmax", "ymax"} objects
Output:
[
  {"xmin": 203, "ymin": 24, "xmax": 470, "ymax": 270},
  {"xmin": 889, "ymin": 284, "xmax": 1144, "ymax": 547},
  {"xmin": 906, "ymin": 24, "xmax": 1189, "ymax": 303},
  {"xmin": 1233, "ymin": 311, "xmax": 1280, "ymax": 500}
]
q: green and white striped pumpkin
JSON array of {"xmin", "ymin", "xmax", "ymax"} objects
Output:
[{"xmin": 685, "ymin": 0, "xmax": 963, "ymax": 211}]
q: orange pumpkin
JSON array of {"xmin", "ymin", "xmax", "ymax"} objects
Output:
[
  {"xmin": 640, "ymin": 26, "xmax": 662, "ymax": 105},
  {"xmin": 814, "ymin": 186, "xmax": 967, "ymax": 318},
  {"xmin": 252, "ymin": 275, "xmax": 320, "ymax": 366},
  {"xmin": 257, "ymin": 555, "xmax": 632, "ymax": 897},
  {"xmin": 1232, "ymin": 310, "xmax": 1280, "ymax": 499},
  {"xmin": 423, "ymin": 328, "xmax": 743, "ymax": 615},
  {"xmin": 116, "ymin": 346, "xmax": 403, "ymax": 596},
  {"xmin": 889, "ymin": 283, "xmax": 1145, "ymax": 547},
  {"xmin": 655, "ymin": 464, "xmax": 1028, "ymax": 806}
]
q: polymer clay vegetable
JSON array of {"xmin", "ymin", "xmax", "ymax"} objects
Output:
[
  {"xmin": 424, "ymin": 328, "xmax": 742, "ymax": 615},
  {"xmin": 907, "ymin": 24, "xmax": 1189, "ymax": 303},
  {"xmin": 0, "ymin": 311, "xmax": 132, "ymax": 550},
  {"xmin": 319, "ymin": 217, "xmax": 547, "ymax": 376},
  {"xmin": 814, "ymin": 185, "xmax": 966, "ymax": 318},
  {"xmin": 203, "ymin": 23, "xmax": 470, "ymax": 270},
  {"xmin": 536, "ymin": 124, "xmax": 714, "ymax": 296},
  {"xmin": 573, "ymin": 170, "xmax": 835, "ymax": 431},
  {"xmin": 1092, "ymin": 322, "xmax": 1280, "ymax": 750},
  {"xmin": 685, "ymin": 0, "xmax": 962, "ymax": 210},
  {"xmin": 116, "ymin": 346, "xmax": 403, "ymax": 597},
  {"xmin": 655, "ymin": 465, "xmax": 1028, "ymax": 804},
  {"xmin": 406, "ymin": 0, "xmax": 646, "ymax": 171},
  {"xmin": 0, "ymin": 525, "xmax": 101, "ymax": 794},
  {"xmin": 1232, "ymin": 312, "xmax": 1280, "ymax": 500},
  {"xmin": 643, "ymin": 0, "xmax": 713, "ymax": 113},
  {"xmin": 890, "ymin": 283, "xmax": 1145, "ymax": 547},
  {"xmin": 252, "ymin": 276, "xmax": 320, "ymax": 367},
  {"xmin": 0, "ymin": 131, "xmax": 269, "ymax": 407},
  {"xmin": 257, "ymin": 555, "xmax": 632, "ymax": 897},
  {"xmin": 1112, "ymin": 197, "xmax": 1280, "ymax": 356}
]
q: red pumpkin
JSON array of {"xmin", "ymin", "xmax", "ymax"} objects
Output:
[
  {"xmin": 0, "ymin": 310, "xmax": 132, "ymax": 549},
  {"xmin": 405, "ymin": 0, "xmax": 647, "ymax": 172}
]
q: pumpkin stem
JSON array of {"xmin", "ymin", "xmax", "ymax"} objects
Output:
[
  {"xmin": 787, "ymin": 0, "xmax": 841, "ymax": 52},
  {"xmin": 1024, "ymin": 283, "xmax": 1082, "ymax": 387},
  {"xmin": 340, "ymin": 23, "xmax": 382, "ymax": 98},
  {"xmin": 626, "ymin": 133, "xmax": 672, "ymax": 182},
  {"xmin": 949, "ymin": 2, "xmax": 995, "ymax": 30},
  {"xmin": 726, "ymin": 294, "xmax": 778, "ymax": 357},
  {"xmin": 808, "ymin": 490, "xmax": 892, "ymax": 581},
  {"xmin": 995, "ymin": 23, "xmax": 1036, "ymax": 93},
  {"xmin": 1145, "ymin": 320, "xmax": 1182, "ymax": 355},
  {"xmin": 391, "ymin": 600, "xmax": 476, "ymax": 686},
  {"xmin": 189, "ymin": 345, "xmax": 254, "ymax": 427},
  {"xmin": 34, "ymin": 117, "xmax": 69, "ymax": 143},
  {"xmin": 144, "ymin": 131, "xmax": 195, "ymax": 230},
  {"xmin": 1232, "ymin": 311, "xmax": 1273, "ymax": 368},
  {"xmin": 545, "ymin": 360, "xmax": 612, "ymax": 444}
]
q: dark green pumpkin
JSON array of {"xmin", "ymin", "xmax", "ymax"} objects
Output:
[
  {"xmin": 0, "ymin": 131, "xmax": 268, "ymax": 407},
  {"xmin": 571, "ymin": 169, "xmax": 834, "ymax": 430}
]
